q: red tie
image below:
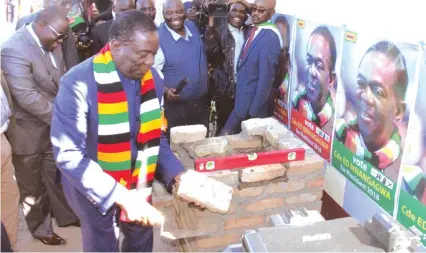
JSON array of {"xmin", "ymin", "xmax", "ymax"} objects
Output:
[{"xmin": 240, "ymin": 26, "xmax": 258, "ymax": 60}]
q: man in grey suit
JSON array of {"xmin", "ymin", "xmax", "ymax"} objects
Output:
[
  {"xmin": 1, "ymin": 6, "xmax": 79, "ymax": 246},
  {"xmin": 15, "ymin": 0, "xmax": 80, "ymax": 69}
]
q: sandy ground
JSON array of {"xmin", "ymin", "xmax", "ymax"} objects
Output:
[{"xmin": 15, "ymin": 207, "xmax": 179, "ymax": 252}]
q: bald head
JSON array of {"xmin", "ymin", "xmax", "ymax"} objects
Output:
[
  {"xmin": 163, "ymin": 0, "xmax": 184, "ymax": 10},
  {"xmin": 113, "ymin": 0, "xmax": 135, "ymax": 16},
  {"xmin": 253, "ymin": 0, "xmax": 276, "ymax": 9},
  {"xmin": 138, "ymin": 0, "xmax": 156, "ymax": 20},
  {"xmin": 163, "ymin": 0, "xmax": 185, "ymax": 33}
]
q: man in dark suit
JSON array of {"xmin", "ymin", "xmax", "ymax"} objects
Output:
[
  {"xmin": 90, "ymin": 0, "xmax": 135, "ymax": 54},
  {"xmin": 220, "ymin": 0, "xmax": 282, "ymax": 135},
  {"xmin": 2, "ymin": 6, "xmax": 79, "ymax": 245},
  {"xmin": 50, "ymin": 11, "xmax": 196, "ymax": 252},
  {"xmin": 15, "ymin": 0, "xmax": 80, "ymax": 69}
]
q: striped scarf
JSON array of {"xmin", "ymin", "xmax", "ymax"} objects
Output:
[
  {"xmin": 292, "ymin": 87, "xmax": 334, "ymax": 128},
  {"xmin": 335, "ymin": 118, "xmax": 402, "ymax": 170},
  {"xmin": 94, "ymin": 44, "xmax": 161, "ymax": 204},
  {"xmin": 256, "ymin": 21, "xmax": 283, "ymax": 48}
]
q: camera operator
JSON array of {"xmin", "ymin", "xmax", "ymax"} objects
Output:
[{"xmin": 204, "ymin": 2, "xmax": 249, "ymax": 135}]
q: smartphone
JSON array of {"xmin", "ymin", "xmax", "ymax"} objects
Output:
[
  {"xmin": 208, "ymin": 2, "xmax": 228, "ymax": 17},
  {"xmin": 175, "ymin": 77, "xmax": 188, "ymax": 94}
]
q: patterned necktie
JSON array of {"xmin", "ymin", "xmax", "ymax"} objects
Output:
[{"xmin": 240, "ymin": 26, "xmax": 258, "ymax": 60}]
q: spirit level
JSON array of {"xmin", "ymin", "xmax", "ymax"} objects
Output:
[{"xmin": 195, "ymin": 148, "xmax": 305, "ymax": 172}]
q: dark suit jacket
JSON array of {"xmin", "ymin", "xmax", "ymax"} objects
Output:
[
  {"xmin": 1, "ymin": 27, "xmax": 67, "ymax": 155},
  {"xmin": 15, "ymin": 12, "xmax": 80, "ymax": 69},
  {"xmin": 90, "ymin": 19, "xmax": 112, "ymax": 55},
  {"xmin": 235, "ymin": 28, "xmax": 281, "ymax": 118},
  {"xmin": 205, "ymin": 25, "xmax": 249, "ymax": 98}
]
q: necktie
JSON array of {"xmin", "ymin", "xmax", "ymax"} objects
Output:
[{"xmin": 240, "ymin": 26, "xmax": 258, "ymax": 60}]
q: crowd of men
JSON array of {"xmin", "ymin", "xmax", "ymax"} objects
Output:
[{"xmin": 0, "ymin": 0, "xmax": 286, "ymax": 251}]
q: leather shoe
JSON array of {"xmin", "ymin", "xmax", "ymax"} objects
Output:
[{"xmin": 37, "ymin": 233, "xmax": 66, "ymax": 246}]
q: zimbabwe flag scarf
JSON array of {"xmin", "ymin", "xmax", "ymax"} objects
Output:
[
  {"xmin": 93, "ymin": 44, "xmax": 161, "ymax": 204},
  {"xmin": 335, "ymin": 118, "xmax": 402, "ymax": 170}
]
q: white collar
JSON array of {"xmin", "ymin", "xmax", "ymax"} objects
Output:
[
  {"xmin": 228, "ymin": 24, "xmax": 243, "ymax": 32},
  {"xmin": 26, "ymin": 24, "xmax": 45, "ymax": 53},
  {"xmin": 165, "ymin": 23, "xmax": 192, "ymax": 41}
]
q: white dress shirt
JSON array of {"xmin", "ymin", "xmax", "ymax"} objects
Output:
[
  {"xmin": 153, "ymin": 23, "xmax": 193, "ymax": 72},
  {"xmin": 228, "ymin": 24, "xmax": 245, "ymax": 80},
  {"xmin": 26, "ymin": 24, "xmax": 57, "ymax": 69}
]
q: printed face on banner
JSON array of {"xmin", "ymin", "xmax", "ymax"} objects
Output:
[
  {"xmin": 331, "ymin": 29, "xmax": 420, "ymax": 214},
  {"xmin": 397, "ymin": 50, "xmax": 426, "ymax": 246},
  {"xmin": 272, "ymin": 13, "xmax": 295, "ymax": 126},
  {"xmin": 289, "ymin": 19, "xmax": 342, "ymax": 161}
]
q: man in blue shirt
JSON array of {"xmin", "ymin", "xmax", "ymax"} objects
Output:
[
  {"xmin": 51, "ymin": 11, "xmax": 187, "ymax": 252},
  {"xmin": 154, "ymin": 0, "xmax": 209, "ymax": 137}
]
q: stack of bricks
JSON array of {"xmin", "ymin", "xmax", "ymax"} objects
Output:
[{"xmin": 154, "ymin": 117, "xmax": 326, "ymax": 252}]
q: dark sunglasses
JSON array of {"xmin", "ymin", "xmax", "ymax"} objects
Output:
[
  {"xmin": 250, "ymin": 6, "xmax": 273, "ymax": 14},
  {"xmin": 140, "ymin": 7, "xmax": 156, "ymax": 12},
  {"xmin": 47, "ymin": 24, "xmax": 69, "ymax": 41}
]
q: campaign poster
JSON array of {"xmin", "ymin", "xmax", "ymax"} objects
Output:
[
  {"xmin": 331, "ymin": 28, "xmax": 421, "ymax": 215},
  {"xmin": 289, "ymin": 19, "xmax": 343, "ymax": 161},
  {"xmin": 397, "ymin": 49, "xmax": 426, "ymax": 246},
  {"xmin": 272, "ymin": 13, "xmax": 295, "ymax": 126}
]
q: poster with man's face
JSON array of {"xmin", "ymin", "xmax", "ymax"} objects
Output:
[
  {"xmin": 331, "ymin": 28, "xmax": 420, "ymax": 215},
  {"xmin": 397, "ymin": 49, "xmax": 426, "ymax": 247},
  {"xmin": 289, "ymin": 19, "xmax": 342, "ymax": 162},
  {"xmin": 272, "ymin": 13, "xmax": 295, "ymax": 127}
]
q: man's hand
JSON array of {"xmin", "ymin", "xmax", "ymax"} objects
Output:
[
  {"xmin": 173, "ymin": 172, "xmax": 206, "ymax": 211},
  {"xmin": 164, "ymin": 88, "xmax": 179, "ymax": 101},
  {"xmin": 115, "ymin": 190, "xmax": 164, "ymax": 226}
]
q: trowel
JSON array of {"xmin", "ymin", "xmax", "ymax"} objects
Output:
[{"xmin": 160, "ymin": 219, "xmax": 207, "ymax": 240}]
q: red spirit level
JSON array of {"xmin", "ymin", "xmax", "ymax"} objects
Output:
[{"xmin": 195, "ymin": 148, "xmax": 305, "ymax": 172}]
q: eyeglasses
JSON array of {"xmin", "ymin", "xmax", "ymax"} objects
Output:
[
  {"xmin": 140, "ymin": 7, "xmax": 156, "ymax": 12},
  {"xmin": 250, "ymin": 6, "xmax": 273, "ymax": 14},
  {"xmin": 47, "ymin": 24, "xmax": 69, "ymax": 41}
]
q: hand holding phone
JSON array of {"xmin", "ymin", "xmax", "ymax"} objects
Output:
[{"xmin": 175, "ymin": 77, "xmax": 188, "ymax": 94}]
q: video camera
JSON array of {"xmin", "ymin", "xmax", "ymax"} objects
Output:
[{"xmin": 193, "ymin": 0, "xmax": 228, "ymax": 31}]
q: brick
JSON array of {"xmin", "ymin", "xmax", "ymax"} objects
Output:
[
  {"xmin": 307, "ymin": 177, "xmax": 325, "ymax": 188},
  {"xmin": 206, "ymin": 170, "xmax": 239, "ymax": 188},
  {"xmin": 152, "ymin": 179, "xmax": 167, "ymax": 197},
  {"xmin": 241, "ymin": 164, "xmax": 285, "ymax": 183},
  {"xmin": 241, "ymin": 117, "xmax": 280, "ymax": 137},
  {"xmin": 173, "ymin": 152, "xmax": 180, "ymax": 161},
  {"xmin": 245, "ymin": 197, "xmax": 285, "ymax": 212},
  {"xmin": 278, "ymin": 138, "xmax": 304, "ymax": 150},
  {"xmin": 228, "ymin": 203, "xmax": 239, "ymax": 214},
  {"xmin": 196, "ymin": 233, "xmax": 241, "ymax": 249},
  {"xmin": 177, "ymin": 170, "xmax": 233, "ymax": 214},
  {"xmin": 286, "ymin": 192, "xmax": 322, "ymax": 205},
  {"xmin": 264, "ymin": 123, "xmax": 293, "ymax": 148},
  {"xmin": 174, "ymin": 145, "xmax": 194, "ymax": 170},
  {"xmin": 171, "ymin": 125, "xmax": 207, "ymax": 144},
  {"xmin": 235, "ymin": 186, "xmax": 265, "ymax": 198},
  {"xmin": 193, "ymin": 137, "xmax": 228, "ymax": 157},
  {"xmin": 286, "ymin": 156, "xmax": 324, "ymax": 177},
  {"xmin": 196, "ymin": 217, "xmax": 223, "ymax": 233},
  {"xmin": 226, "ymin": 134, "xmax": 263, "ymax": 150},
  {"xmin": 224, "ymin": 215, "xmax": 265, "ymax": 230},
  {"xmin": 265, "ymin": 179, "xmax": 306, "ymax": 194}
]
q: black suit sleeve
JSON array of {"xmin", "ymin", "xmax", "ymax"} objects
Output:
[{"xmin": 62, "ymin": 28, "xmax": 80, "ymax": 68}]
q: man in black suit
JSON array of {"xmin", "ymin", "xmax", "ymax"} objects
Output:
[
  {"xmin": 90, "ymin": 0, "xmax": 135, "ymax": 55},
  {"xmin": 15, "ymin": 0, "xmax": 79, "ymax": 69}
]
